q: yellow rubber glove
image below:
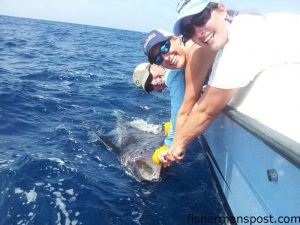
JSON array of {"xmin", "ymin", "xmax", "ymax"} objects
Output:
[
  {"xmin": 164, "ymin": 121, "xmax": 171, "ymax": 136},
  {"xmin": 152, "ymin": 145, "xmax": 168, "ymax": 164}
]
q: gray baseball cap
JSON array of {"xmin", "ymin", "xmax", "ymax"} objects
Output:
[{"xmin": 132, "ymin": 63, "xmax": 151, "ymax": 92}]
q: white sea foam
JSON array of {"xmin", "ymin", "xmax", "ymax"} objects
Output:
[
  {"xmin": 49, "ymin": 187, "xmax": 55, "ymax": 192},
  {"xmin": 0, "ymin": 160, "xmax": 7, "ymax": 164},
  {"xmin": 95, "ymin": 156, "xmax": 102, "ymax": 162},
  {"xmin": 54, "ymin": 124, "xmax": 66, "ymax": 130},
  {"xmin": 15, "ymin": 188, "xmax": 23, "ymax": 194},
  {"xmin": 34, "ymin": 182, "xmax": 45, "ymax": 187},
  {"xmin": 128, "ymin": 119, "xmax": 162, "ymax": 134},
  {"xmin": 65, "ymin": 189, "xmax": 74, "ymax": 195},
  {"xmin": 68, "ymin": 196, "xmax": 76, "ymax": 202},
  {"xmin": 25, "ymin": 188, "xmax": 37, "ymax": 204},
  {"xmin": 52, "ymin": 186, "xmax": 78, "ymax": 224},
  {"xmin": 53, "ymin": 191, "xmax": 62, "ymax": 198},
  {"xmin": 48, "ymin": 158, "xmax": 65, "ymax": 166},
  {"xmin": 55, "ymin": 198, "xmax": 71, "ymax": 225},
  {"xmin": 56, "ymin": 212, "xmax": 61, "ymax": 225},
  {"xmin": 71, "ymin": 219, "xmax": 78, "ymax": 225},
  {"xmin": 132, "ymin": 211, "xmax": 143, "ymax": 225},
  {"xmin": 141, "ymin": 105, "xmax": 150, "ymax": 110},
  {"xmin": 15, "ymin": 187, "xmax": 37, "ymax": 204}
]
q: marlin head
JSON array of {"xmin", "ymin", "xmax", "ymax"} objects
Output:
[{"xmin": 127, "ymin": 156, "xmax": 162, "ymax": 182}]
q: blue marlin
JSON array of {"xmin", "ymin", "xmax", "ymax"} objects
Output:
[{"xmin": 92, "ymin": 117, "xmax": 164, "ymax": 182}]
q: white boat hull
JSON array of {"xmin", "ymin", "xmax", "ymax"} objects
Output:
[{"xmin": 203, "ymin": 64, "xmax": 300, "ymax": 224}]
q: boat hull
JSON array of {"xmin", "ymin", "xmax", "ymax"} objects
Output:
[{"xmin": 203, "ymin": 111, "xmax": 300, "ymax": 224}]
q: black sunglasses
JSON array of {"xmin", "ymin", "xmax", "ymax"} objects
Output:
[
  {"xmin": 149, "ymin": 39, "xmax": 171, "ymax": 65},
  {"xmin": 181, "ymin": 3, "xmax": 218, "ymax": 40}
]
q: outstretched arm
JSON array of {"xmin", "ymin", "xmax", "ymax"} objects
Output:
[
  {"xmin": 174, "ymin": 46, "xmax": 216, "ymax": 142},
  {"xmin": 160, "ymin": 86, "xmax": 238, "ymax": 163}
]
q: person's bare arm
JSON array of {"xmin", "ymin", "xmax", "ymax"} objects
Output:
[
  {"xmin": 158, "ymin": 86, "xmax": 238, "ymax": 164},
  {"xmin": 174, "ymin": 46, "xmax": 216, "ymax": 141}
]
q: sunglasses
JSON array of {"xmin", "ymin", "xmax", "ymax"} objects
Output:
[
  {"xmin": 150, "ymin": 39, "xmax": 171, "ymax": 65},
  {"xmin": 181, "ymin": 5, "xmax": 214, "ymax": 40},
  {"xmin": 144, "ymin": 73, "xmax": 153, "ymax": 93}
]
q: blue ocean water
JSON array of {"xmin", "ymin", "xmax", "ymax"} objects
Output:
[{"xmin": 0, "ymin": 15, "xmax": 226, "ymax": 225}]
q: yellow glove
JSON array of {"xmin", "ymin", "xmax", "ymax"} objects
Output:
[
  {"xmin": 164, "ymin": 121, "xmax": 171, "ymax": 136},
  {"xmin": 152, "ymin": 145, "xmax": 168, "ymax": 164}
]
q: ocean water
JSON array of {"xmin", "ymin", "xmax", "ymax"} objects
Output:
[{"xmin": 0, "ymin": 15, "xmax": 226, "ymax": 225}]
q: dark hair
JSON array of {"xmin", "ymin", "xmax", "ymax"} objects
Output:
[
  {"xmin": 206, "ymin": 2, "xmax": 219, "ymax": 11},
  {"xmin": 144, "ymin": 74, "xmax": 153, "ymax": 93}
]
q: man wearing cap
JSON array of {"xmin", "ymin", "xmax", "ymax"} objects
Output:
[
  {"xmin": 132, "ymin": 63, "xmax": 185, "ymax": 147},
  {"xmin": 160, "ymin": 0, "xmax": 300, "ymax": 164}
]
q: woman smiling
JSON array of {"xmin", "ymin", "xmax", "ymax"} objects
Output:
[{"xmin": 143, "ymin": 29, "xmax": 216, "ymax": 155}]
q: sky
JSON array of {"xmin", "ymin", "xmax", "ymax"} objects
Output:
[{"xmin": 0, "ymin": 0, "xmax": 300, "ymax": 33}]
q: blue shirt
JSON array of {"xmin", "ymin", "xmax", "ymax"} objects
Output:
[{"xmin": 164, "ymin": 69, "xmax": 185, "ymax": 146}]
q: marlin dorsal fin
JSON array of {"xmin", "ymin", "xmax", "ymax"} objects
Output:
[{"xmin": 89, "ymin": 125, "xmax": 122, "ymax": 155}]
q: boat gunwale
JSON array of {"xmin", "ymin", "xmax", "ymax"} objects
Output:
[{"xmin": 223, "ymin": 106, "xmax": 300, "ymax": 169}]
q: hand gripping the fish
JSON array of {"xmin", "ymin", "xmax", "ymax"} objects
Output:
[
  {"xmin": 152, "ymin": 145, "xmax": 170, "ymax": 167},
  {"xmin": 166, "ymin": 143, "xmax": 186, "ymax": 163},
  {"xmin": 152, "ymin": 144, "xmax": 186, "ymax": 166}
]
